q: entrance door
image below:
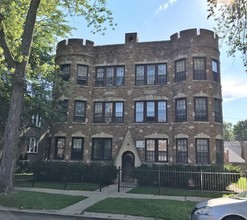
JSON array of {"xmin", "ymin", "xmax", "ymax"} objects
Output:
[{"xmin": 122, "ymin": 151, "xmax": 135, "ymax": 182}]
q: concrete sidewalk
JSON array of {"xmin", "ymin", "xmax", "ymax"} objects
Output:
[{"xmin": 9, "ymin": 185, "xmax": 207, "ymax": 220}]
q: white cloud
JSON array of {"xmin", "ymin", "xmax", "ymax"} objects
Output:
[
  {"xmin": 155, "ymin": 0, "xmax": 177, "ymax": 15},
  {"xmin": 222, "ymin": 77, "xmax": 247, "ymax": 102}
]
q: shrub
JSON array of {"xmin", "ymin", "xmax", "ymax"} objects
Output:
[
  {"xmin": 134, "ymin": 164, "xmax": 242, "ymax": 191},
  {"xmin": 33, "ymin": 161, "xmax": 117, "ymax": 184},
  {"xmin": 16, "ymin": 160, "xmax": 33, "ymax": 173}
]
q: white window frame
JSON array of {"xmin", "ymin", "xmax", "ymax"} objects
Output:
[{"xmin": 28, "ymin": 137, "xmax": 39, "ymax": 153}]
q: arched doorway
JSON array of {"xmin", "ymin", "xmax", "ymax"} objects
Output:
[{"xmin": 122, "ymin": 151, "xmax": 135, "ymax": 182}]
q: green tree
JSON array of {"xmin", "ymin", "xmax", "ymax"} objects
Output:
[
  {"xmin": 233, "ymin": 120, "xmax": 247, "ymax": 141},
  {"xmin": 223, "ymin": 121, "xmax": 235, "ymax": 141},
  {"xmin": 0, "ymin": 0, "xmax": 115, "ymax": 194},
  {"xmin": 207, "ymin": 0, "xmax": 247, "ymax": 71}
]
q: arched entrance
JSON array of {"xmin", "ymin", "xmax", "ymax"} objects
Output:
[{"xmin": 122, "ymin": 151, "xmax": 135, "ymax": 182}]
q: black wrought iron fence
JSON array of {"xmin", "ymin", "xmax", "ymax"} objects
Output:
[
  {"xmin": 118, "ymin": 167, "xmax": 247, "ymax": 193},
  {"xmin": 15, "ymin": 161, "xmax": 118, "ymax": 191}
]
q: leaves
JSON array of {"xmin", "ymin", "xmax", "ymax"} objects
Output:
[
  {"xmin": 207, "ymin": 0, "xmax": 247, "ymax": 71},
  {"xmin": 0, "ymin": 0, "xmax": 116, "ymax": 138},
  {"xmin": 233, "ymin": 120, "xmax": 247, "ymax": 141},
  {"xmin": 223, "ymin": 121, "xmax": 235, "ymax": 141}
]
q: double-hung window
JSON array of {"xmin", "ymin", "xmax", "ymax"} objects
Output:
[
  {"xmin": 58, "ymin": 100, "xmax": 68, "ymax": 122},
  {"xmin": 212, "ymin": 60, "xmax": 220, "ymax": 82},
  {"xmin": 175, "ymin": 98, "xmax": 187, "ymax": 122},
  {"xmin": 175, "ymin": 59, "xmax": 186, "ymax": 82},
  {"xmin": 93, "ymin": 102, "xmax": 124, "ymax": 123},
  {"xmin": 194, "ymin": 97, "xmax": 208, "ymax": 121},
  {"xmin": 146, "ymin": 139, "xmax": 168, "ymax": 162},
  {"xmin": 92, "ymin": 138, "xmax": 112, "ymax": 160},
  {"xmin": 95, "ymin": 66, "xmax": 125, "ymax": 87},
  {"xmin": 32, "ymin": 114, "xmax": 41, "ymax": 127},
  {"xmin": 60, "ymin": 64, "xmax": 70, "ymax": 81},
  {"xmin": 216, "ymin": 139, "xmax": 224, "ymax": 165},
  {"xmin": 55, "ymin": 137, "xmax": 65, "ymax": 160},
  {"xmin": 135, "ymin": 64, "xmax": 167, "ymax": 85},
  {"xmin": 27, "ymin": 137, "xmax": 39, "ymax": 153},
  {"xmin": 193, "ymin": 58, "xmax": 206, "ymax": 80},
  {"xmin": 214, "ymin": 98, "xmax": 222, "ymax": 123},
  {"xmin": 176, "ymin": 138, "xmax": 188, "ymax": 163},
  {"xmin": 135, "ymin": 100, "xmax": 167, "ymax": 123},
  {"xmin": 77, "ymin": 64, "xmax": 88, "ymax": 85},
  {"xmin": 196, "ymin": 139, "xmax": 209, "ymax": 164},
  {"xmin": 74, "ymin": 101, "xmax": 86, "ymax": 122},
  {"xmin": 71, "ymin": 137, "xmax": 83, "ymax": 160}
]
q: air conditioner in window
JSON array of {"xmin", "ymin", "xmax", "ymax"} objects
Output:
[{"xmin": 105, "ymin": 118, "xmax": 112, "ymax": 123}]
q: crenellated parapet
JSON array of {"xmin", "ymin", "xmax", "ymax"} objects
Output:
[
  {"xmin": 170, "ymin": 28, "xmax": 218, "ymax": 51},
  {"xmin": 56, "ymin": 38, "xmax": 94, "ymax": 59}
]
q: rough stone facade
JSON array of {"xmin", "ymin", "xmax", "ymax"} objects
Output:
[{"xmin": 48, "ymin": 28, "xmax": 223, "ymax": 168}]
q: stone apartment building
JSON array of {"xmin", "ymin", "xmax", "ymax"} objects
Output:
[{"xmin": 46, "ymin": 28, "xmax": 223, "ymax": 170}]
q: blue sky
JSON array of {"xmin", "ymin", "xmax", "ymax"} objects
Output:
[{"xmin": 67, "ymin": 0, "xmax": 247, "ymax": 125}]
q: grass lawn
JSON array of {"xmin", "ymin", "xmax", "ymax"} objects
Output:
[
  {"xmin": 14, "ymin": 181, "xmax": 99, "ymax": 191},
  {"xmin": 0, "ymin": 191, "xmax": 85, "ymax": 210},
  {"xmin": 128, "ymin": 186, "xmax": 226, "ymax": 198},
  {"xmin": 86, "ymin": 198, "xmax": 196, "ymax": 220},
  {"xmin": 235, "ymin": 177, "xmax": 247, "ymax": 190}
]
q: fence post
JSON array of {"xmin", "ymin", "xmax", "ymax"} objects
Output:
[
  {"xmin": 64, "ymin": 164, "xmax": 68, "ymax": 190},
  {"xmin": 200, "ymin": 170, "xmax": 204, "ymax": 190},
  {"xmin": 158, "ymin": 167, "xmax": 161, "ymax": 195},
  {"xmin": 99, "ymin": 166, "xmax": 102, "ymax": 192},
  {"xmin": 32, "ymin": 163, "xmax": 35, "ymax": 188},
  {"xmin": 118, "ymin": 166, "xmax": 120, "ymax": 193}
]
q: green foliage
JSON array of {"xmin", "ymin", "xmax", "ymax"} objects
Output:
[
  {"xmin": 86, "ymin": 198, "xmax": 196, "ymax": 220},
  {"xmin": 0, "ymin": 0, "xmax": 116, "ymax": 143},
  {"xmin": 223, "ymin": 121, "xmax": 235, "ymax": 141},
  {"xmin": 224, "ymin": 163, "xmax": 241, "ymax": 172},
  {"xmin": 233, "ymin": 119, "xmax": 247, "ymax": 141},
  {"xmin": 134, "ymin": 164, "xmax": 241, "ymax": 191},
  {"xmin": 16, "ymin": 160, "xmax": 33, "ymax": 173},
  {"xmin": 207, "ymin": 0, "xmax": 247, "ymax": 71},
  {"xmin": 0, "ymin": 0, "xmax": 116, "ymax": 194},
  {"xmin": 33, "ymin": 161, "xmax": 117, "ymax": 185},
  {"xmin": 0, "ymin": 191, "xmax": 84, "ymax": 210}
]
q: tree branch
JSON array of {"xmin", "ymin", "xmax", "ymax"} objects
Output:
[
  {"xmin": 20, "ymin": 0, "xmax": 41, "ymax": 58},
  {"xmin": 0, "ymin": 14, "xmax": 16, "ymax": 69}
]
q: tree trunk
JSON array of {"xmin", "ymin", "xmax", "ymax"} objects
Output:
[
  {"xmin": 0, "ymin": 64, "xmax": 26, "ymax": 194},
  {"xmin": 0, "ymin": 0, "xmax": 41, "ymax": 194}
]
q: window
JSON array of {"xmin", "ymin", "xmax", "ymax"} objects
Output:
[
  {"xmin": 93, "ymin": 102, "xmax": 124, "ymax": 123},
  {"xmin": 193, "ymin": 58, "xmax": 206, "ymax": 80},
  {"xmin": 175, "ymin": 98, "xmax": 187, "ymax": 122},
  {"xmin": 77, "ymin": 65, "xmax": 88, "ymax": 85},
  {"xmin": 27, "ymin": 137, "xmax": 38, "ymax": 153},
  {"xmin": 176, "ymin": 139, "xmax": 188, "ymax": 163},
  {"xmin": 58, "ymin": 100, "xmax": 68, "ymax": 122},
  {"xmin": 60, "ymin": 64, "xmax": 70, "ymax": 81},
  {"xmin": 146, "ymin": 139, "xmax": 168, "ymax": 162},
  {"xmin": 175, "ymin": 59, "xmax": 186, "ymax": 82},
  {"xmin": 196, "ymin": 139, "xmax": 209, "ymax": 164},
  {"xmin": 194, "ymin": 97, "xmax": 208, "ymax": 121},
  {"xmin": 214, "ymin": 98, "xmax": 222, "ymax": 123},
  {"xmin": 71, "ymin": 137, "xmax": 83, "ymax": 160},
  {"xmin": 116, "ymin": 66, "xmax": 125, "ymax": 86},
  {"xmin": 135, "ymin": 101, "xmax": 167, "ymax": 123},
  {"xmin": 216, "ymin": 139, "xmax": 224, "ymax": 165},
  {"xmin": 32, "ymin": 114, "xmax": 41, "ymax": 127},
  {"xmin": 55, "ymin": 137, "xmax": 65, "ymax": 160},
  {"xmin": 74, "ymin": 101, "xmax": 86, "ymax": 122},
  {"xmin": 135, "ymin": 64, "xmax": 167, "ymax": 85},
  {"xmin": 92, "ymin": 138, "xmax": 112, "ymax": 160},
  {"xmin": 95, "ymin": 66, "xmax": 125, "ymax": 87},
  {"xmin": 212, "ymin": 60, "xmax": 219, "ymax": 82}
]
